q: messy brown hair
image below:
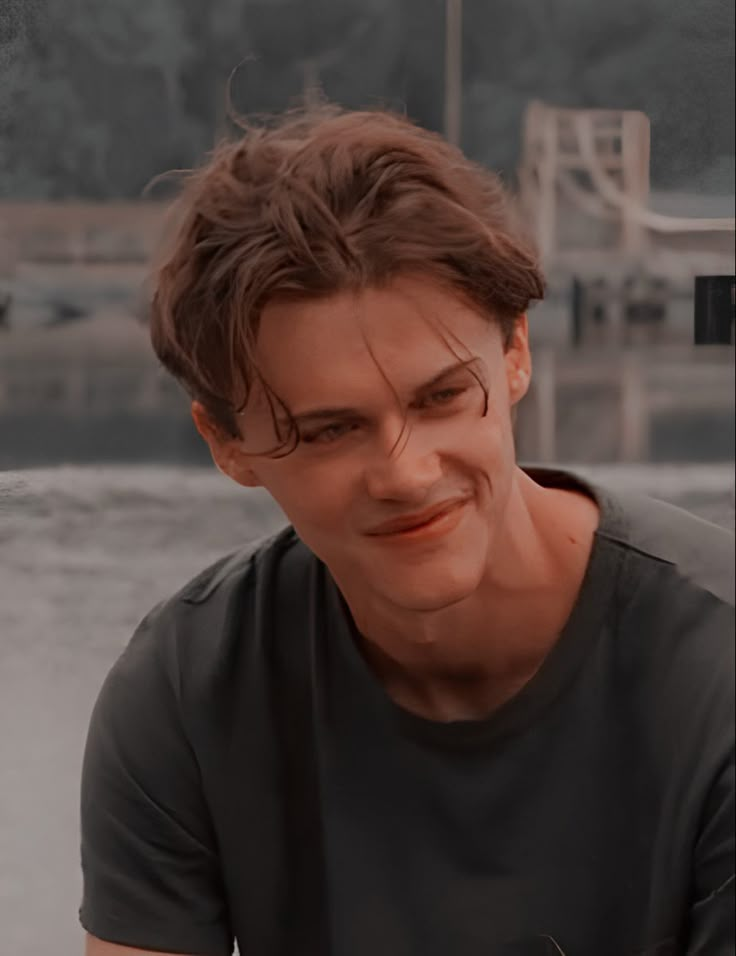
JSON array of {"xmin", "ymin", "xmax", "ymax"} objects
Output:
[{"xmin": 149, "ymin": 105, "xmax": 545, "ymax": 442}]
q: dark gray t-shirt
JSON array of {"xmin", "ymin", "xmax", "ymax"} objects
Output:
[{"xmin": 79, "ymin": 469, "xmax": 735, "ymax": 956}]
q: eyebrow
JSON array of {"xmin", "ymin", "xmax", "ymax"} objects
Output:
[{"xmin": 286, "ymin": 358, "xmax": 481, "ymax": 426}]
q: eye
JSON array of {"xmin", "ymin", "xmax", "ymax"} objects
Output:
[
  {"xmin": 300, "ymin": 422, "xmax": 357, "ymax": 445},
  {"xmin": 420, "ymin": 386, "xmax": 468, "ymax": 408}
]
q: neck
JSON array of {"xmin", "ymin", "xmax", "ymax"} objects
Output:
[{"xmin": 340, "ymin": 472, "xmax": 599, "ymax": 721}]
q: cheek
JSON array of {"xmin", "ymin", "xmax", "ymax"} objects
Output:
[
  {"xmin": 260, "ymin": 459, "xmax": 357, "ymax": 527},
  {"xmin": 457, "ymin": 404, "xmax": 510, "ymax": 460},
  {"xmin": 482, "ymin": 395, "xmax": 516, "ymax": 450},
  {"xmin": 443, "ymin": 413, "xmax": 514, "ymax": 496}
]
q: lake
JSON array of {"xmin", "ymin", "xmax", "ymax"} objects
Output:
[{"xmin": 0, "ymin": 463, "xmax": 733, "ymax": 955}]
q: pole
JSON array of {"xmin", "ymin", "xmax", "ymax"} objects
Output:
[
  {"xmin": 444, "ymin": 0, "xmax": 462, "ymax": 146},
  {"xmin": 303, "ymin": 59, "xmax": 320, "ymax": 107}
]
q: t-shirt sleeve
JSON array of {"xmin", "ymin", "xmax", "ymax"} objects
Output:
[
  {"xmin": 686, "ymin": 757, "xmax": 735, "ymax": 954},
  {"xmin": 79, "ymin": 606, "xmax": 234, "ymax": 956}
]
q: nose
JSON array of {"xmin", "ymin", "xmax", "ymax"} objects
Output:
[{"xmin": 363, "ymin": 422, "xmax": 442, "ymax": 502}]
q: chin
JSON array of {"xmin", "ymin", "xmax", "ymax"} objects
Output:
[{"xmin": 376, "ymin": 562, "xmax": 483, "ymax": 614}]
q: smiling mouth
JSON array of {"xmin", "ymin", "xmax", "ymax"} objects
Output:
[{"xmin": 368, "ymin": 500, "xmax": 467, "ymax": 539}]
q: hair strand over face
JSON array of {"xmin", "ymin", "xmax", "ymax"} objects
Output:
[{"xmin": 149, "ymin": 104, "xmax": 545, "ymax": 442}]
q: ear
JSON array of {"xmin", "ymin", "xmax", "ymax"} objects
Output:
[
  {"xmin": 504, "ymin": 315, "xmax": 532, "ymax": 406},
  {"xmin": 191, "ymin": 401, "xmax": 263, "ymax": 488}
]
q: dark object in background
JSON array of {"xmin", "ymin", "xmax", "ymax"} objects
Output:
[
  {"xmin": 571, "ymin": 277, "xmax": 610, "ymax": 346},
  {"xmin": 621, "ymin": 275, "xmax": 670, "ymax": 346},
  {"xmin": 44, "ymin": 299, "xmax": 88, "ymax": 327},
  {"xmin": 0, "ymin": 291, "xmax": 11, "ymax": 330},
  {"xmin": 571, "ymin": 275, "xmax": 670, "ymax": 346},
  {"xmin": 622, "ymin": 276, "xmax": 668, "ymax": 327},
  {"xmin": 694, "ymin": 276, "xmax": 735, "ymax": 345}
]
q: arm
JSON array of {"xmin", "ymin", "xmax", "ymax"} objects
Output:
[
  {"xmin": 85, "ymin": 935, "xmax": 197, "ymax": 956},
  {"xmin": 686, "ymin": 758, "xmax": 735, "ymax": 954},
  {"xmin": 80, "ymin": 608, "xmax": 233, "ymax": 956}
]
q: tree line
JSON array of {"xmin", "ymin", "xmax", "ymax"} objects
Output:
[{"xmin": 0, "ymin": 0, "xmax": 733, "ymax": 199}]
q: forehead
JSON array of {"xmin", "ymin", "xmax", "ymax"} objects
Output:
[{"xmin": 254, "ymin": 275, "xmax": 500, "ymax": 405}]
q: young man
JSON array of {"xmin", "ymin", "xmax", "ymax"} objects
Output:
[{"xmin": 80, "ymin": 108, "xmax": 734, "ymax": 956}]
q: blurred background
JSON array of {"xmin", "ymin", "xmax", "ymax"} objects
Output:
[{"xmin": 0, "ymin": 1, "xmax": 734, "ymax": 953}]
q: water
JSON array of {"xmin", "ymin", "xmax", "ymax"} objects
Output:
[{"xmin": 0, "ymin": 464, "xmax": 733, "ymax": 955}]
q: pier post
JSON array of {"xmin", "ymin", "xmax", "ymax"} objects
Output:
[{"xmin": 620, "ymin": 352, "xmax": 649, "ymax": 461}]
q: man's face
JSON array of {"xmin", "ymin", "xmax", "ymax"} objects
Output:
[{"xmin": 205, "ymin": 274, "xmax": 531, "ymax": 614}]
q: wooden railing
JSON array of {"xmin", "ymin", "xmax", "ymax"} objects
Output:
[{"xmin": 0, "ymin": 202, "xmax": 168, "ymax": 265}]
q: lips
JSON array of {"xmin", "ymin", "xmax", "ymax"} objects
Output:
[{"xmin": 367, "ymin": 499, "xmax": 466, "ymax": 536}]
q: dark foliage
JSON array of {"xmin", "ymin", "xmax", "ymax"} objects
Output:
[{"xmin": 0, "ymin": 0, "xmax": 733, "ymax": 199}]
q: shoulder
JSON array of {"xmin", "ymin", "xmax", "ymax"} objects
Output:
[
  {"xmin": 591, "ymin": 486, "xmax": 734, "ymax": 760},
  {"xmin": 107, "ymin": 524, "xmax": 318, "ymax": 706},
  {"xmin": 175, "ymin": 524, "xmax": 300, "ymax": 604},
  {"xmin": 593, "ymin": 485, "xmax": 734, "ymax": 672},
  {"xmin": 596, "ymin": 484, "xmax": 734, "ymax": 607}
]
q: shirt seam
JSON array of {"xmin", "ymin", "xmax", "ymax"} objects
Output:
[{"xmin": 595, "ymin": 529, "xmax": 734, "ymax": 609}]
